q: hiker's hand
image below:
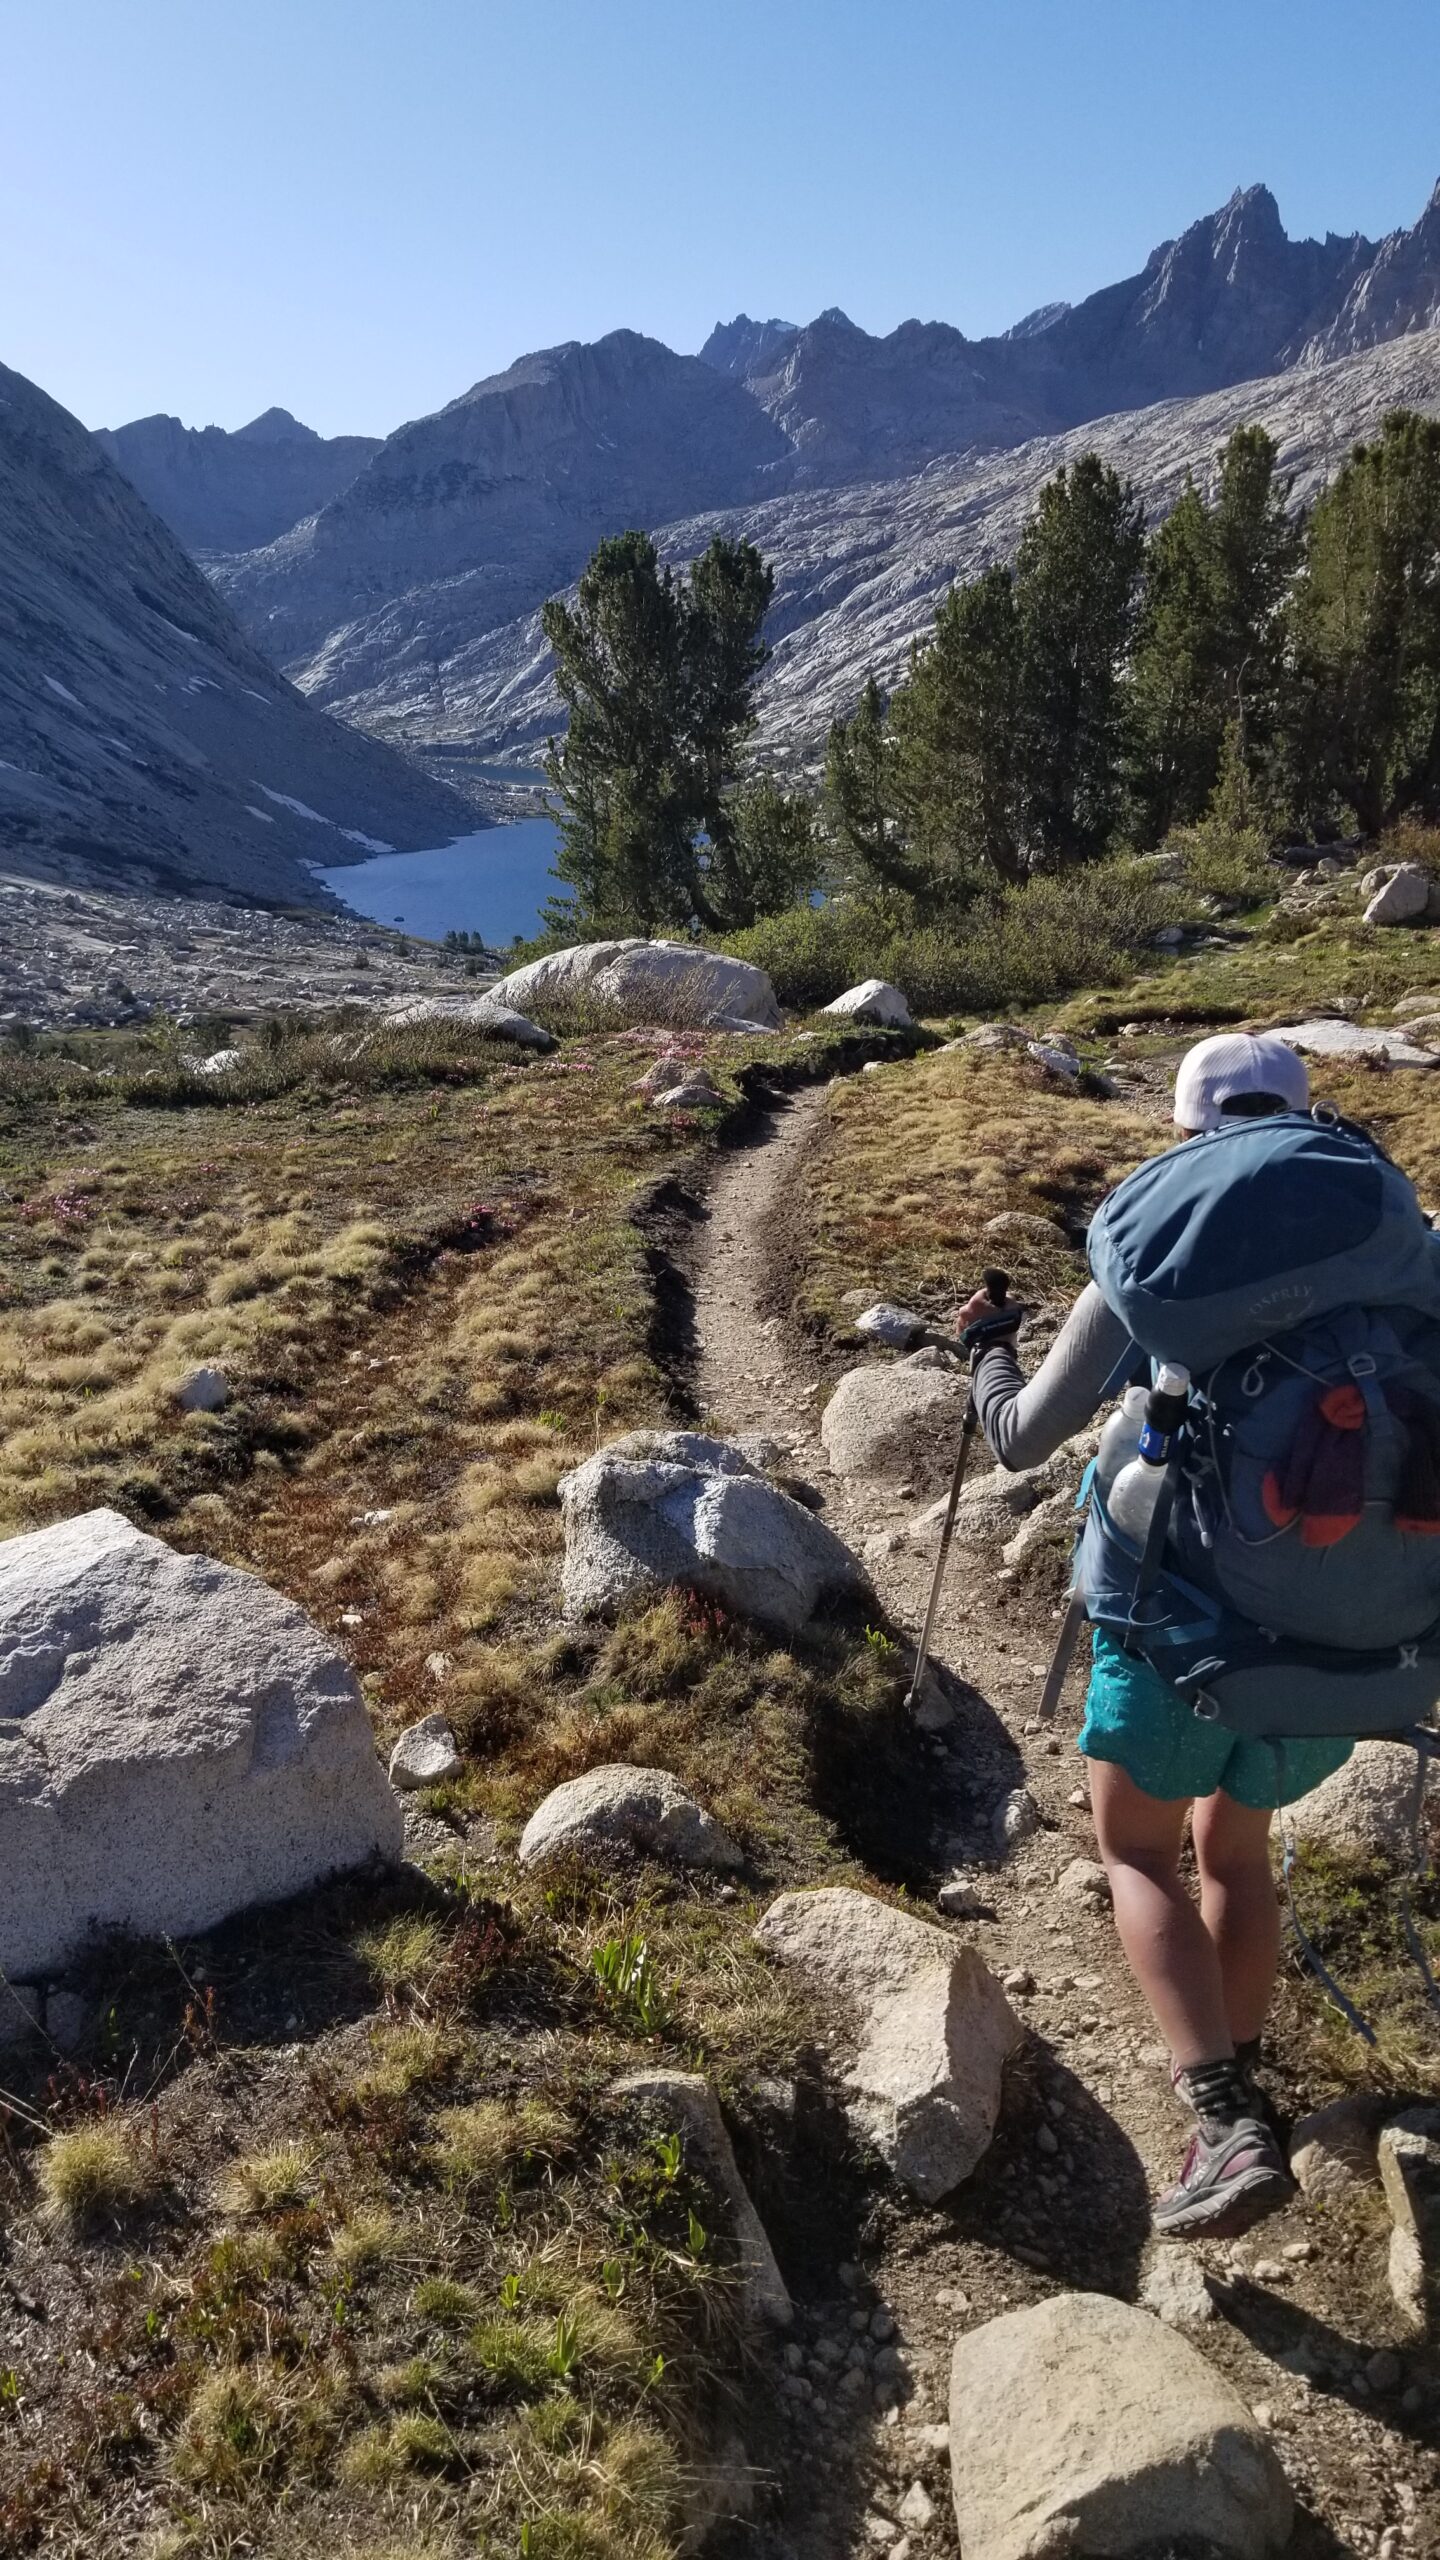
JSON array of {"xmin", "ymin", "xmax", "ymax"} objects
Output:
[
  {"xmin": 953, "ymin": 1288, "xmax": 996, "ymax": 1335},
  {"xmin": 954, "ymin": 1290, "xmax": 1023, "ymax": 1357}
]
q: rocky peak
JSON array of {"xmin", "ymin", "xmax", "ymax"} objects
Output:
[
  {"xmin": 1000, "ymin": 300, "xmax": 1072, "ymax": 341},
  {"xmin": 698, "ymin": 314, "xmax": 800, "ymax": 382},
  {"xmin": 232, "ymin": 406, "xmax": 321, "ymax": 445},
  {"xmin": 94, "ymin": 405, "xmax": 381, "ymax": 553}
]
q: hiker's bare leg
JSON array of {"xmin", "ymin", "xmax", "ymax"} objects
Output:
[
  {"xmin": 1191, "ymin": 1789, "xmax": 1280, "ymax": 2048},
  {"xmin": 1089, "ymin": 1761, "xmax": 1232, "ymax": 2067}
]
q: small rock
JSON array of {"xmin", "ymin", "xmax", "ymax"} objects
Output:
[
  {"xmin": 1141, "ymin": 2246, "xmax": 1215, "ymax": 2327},
  {"xmin": 1289, "ymin": 2092, "xmax": 1387, "ymax": 2201},
  {"xmin": 561, "ymin": 1429, "xmax": 865, "ymax": 1635},
  {"xmin": 518, "ymin": 1763, "xmax": 740, "ymax": 1872},
  {"xmin": 1002, "ymin": 1967, "xmax": 1035, "ymax": 1996},
  {"xmin": 1067, "ymin": 1785, "xmax": 1087, "ymax": 1808},
  {"xmin": 823, "ymin": 979, "xmax": 913, "ymax": 1029},
  {"xmin": 1366, "ymin": 2350, "xmax": 1402, "ymax": 2392},
  {"xmin": 982, "ymin": 1211, "xmax": 1065, "ymax": 1242},
  {"xmin": 653, "ymin": 1078, "xmax": 722, "ymax": 1110},
  {"xmin": 614, "ymin": 2069, "xmax": 791, "ymax": 2327},
  {"xmin": 897, "ymin": 2480, "xmax": 934, "ymax": 2531},
  {"xmin": 1000, "ymin": 1491, "xmax": 1073, "ymax": 1568},
  {"xmin": 1290, "ymin": 1742, "xmax": 1439, "ymax": 1861},
  {"xmin": 1364, "ymin": 861, "xmax": 1432, "ymax": 926},
  {"xmin": 423, "ymin": 1650, "xmax": 452, "ymax": 1682},
  {"xmin": 822, "ymin": 1361, "xmax": 967, "ymax": 1490},
  {"xmin": 949, "ymin": 2294, "xmax": 1291, "ymax": 2559},
  {"xmin": 994, "ymin": 1786, "xmax": 1040, "ymax": 1850},
  {"xmin": 1379, "ymin": 2109, "xmax": 1440, "ymax": 2334},
  {"xmin": 388, "ymin": 1714, "xmax": 463, "ymax": 1791},
  {"xmin": 754, "ymin": 1886, "xmax": 1022, "ymax": 2202},
  {"xmin": 937, "ymin": 1875, "xmax": 985, "ymax": 1918},
  {"xmin": 176, "ymin": 1365, "xmax": 230, "ymax": 1414},
  {"xmin": 910, "ymin": 2419, "xmax": 951, "ymax": 2453},
  {"xmin": 1057, "ymin": 1855, "xmax": 1111, "ymax": 1905}
]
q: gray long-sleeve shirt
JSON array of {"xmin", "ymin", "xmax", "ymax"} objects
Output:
[{"xmin": 972, "ymin": 1282, "xmax": 1140, "ymax": 1470}]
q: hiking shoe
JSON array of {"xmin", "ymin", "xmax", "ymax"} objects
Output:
[{"xmin": 1152, "ymin": 2113, "xmax": 1295, "ymax": 2240}]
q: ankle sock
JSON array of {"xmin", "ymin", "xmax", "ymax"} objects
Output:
[{"xmin": 1174, "ymin": 2056, "xmax": 1253, "ymax": 2127}]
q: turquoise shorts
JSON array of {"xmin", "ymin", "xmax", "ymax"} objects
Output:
[{"xmin": 1079, "ymin": 1629, "xmax": 1354, "ymax": 1811}]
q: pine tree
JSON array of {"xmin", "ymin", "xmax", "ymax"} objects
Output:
[
  {"xmin": 1128, "ymin": 427, "xmax": 1298, "ymax": 841},
  {"xmin": 1013, "ymin": 454, "xmax": 1146, "ymax": 865},
  {"xmin": 823, "ymin": 676, "xmax": 920, "ymax": 898},
  {"xmin": 1290, "ymin": 408, "xmax": 1440, "ymax": 831},
  {"xmin": 889, "ymin": 567, "xmax": 1025, "ymax": 889},
  {"xmin": 542, "ymin": 530, "xmax": 782, "ymax": 932}
]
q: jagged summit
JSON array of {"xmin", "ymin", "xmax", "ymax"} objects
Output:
[
  {"xmin": 698, "ymin": 314, "xmax": 799, "ymax": 380},
  {"xmin": 95, "ymin": 402, "xmax": 381, "ymax": 552},
  {"xmin": 232, "ymin": 406, "xmax": 321, "ymax": 445},
  {"xmin": 1001, "ymin": 301, "xmax": 1071, "ymax": 341},
  {"xmin": 195, "ymin": 174, "xmax": 1440, "ymax": 780}
]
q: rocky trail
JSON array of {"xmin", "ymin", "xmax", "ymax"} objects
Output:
[{"xmin": 686, "ymin": 1076, "xmax": 1438, "ymax": 2560}]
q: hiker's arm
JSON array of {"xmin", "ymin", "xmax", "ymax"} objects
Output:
[{"xmin": 969, "ymin": 1281, "xmax": 1136, "ymax": 1471}]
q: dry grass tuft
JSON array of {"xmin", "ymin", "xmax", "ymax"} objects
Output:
[
  {"xmin": 432, "ymin": 2097, "xmax": 575, "ymax": 2190},
  {"xmin": 217, "ymin": 2139, "xmax": 319, "ymax": 2218},
  {"xmin": 37, "ymin": 2118, "xmax": 155, "ymax": 2230}
]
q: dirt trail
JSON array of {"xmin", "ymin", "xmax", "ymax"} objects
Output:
[{"xmin": 691, "ymin": 1080, "xmax": 1436, "ymax": 2560}]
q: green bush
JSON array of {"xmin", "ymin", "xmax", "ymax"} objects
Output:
[
  {"xmin": 1168, "ymin": 818, "xmax": 1275, "ymax": 909},
  {"xmin": 723, "ymin": 862, "xmax": 1182, "ymax": 1016}
]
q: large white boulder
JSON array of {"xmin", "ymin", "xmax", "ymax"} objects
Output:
[
  {"xmin": 490, "ymin": 939, "xmax": 781, "ymax": 1031},
  {"xmin": 821, "ymin": 979, "xmax": 913, "ymax": 1028},
  {"xmin": 948, "ymin": 2293, "xmax": 1292, "ymax": 2560},
  {"xmin": 821, "ymin": 1358, "xmax": 967, "ymax": 1488},
  {"xmin": 559, "ymin": 1431, "xmax": 864, "ymax": 1636},
  {"xmin": 519, "ymin": 1764, "xmax": 740, "ymax": 1872},
  {"xmin": 1289, "ymin": 1739, "xmax": 1436, "ymax": 1862},
  {"xmin": 382, "ymin": 993, "xmax": 555, "ymax": 1050},
  {"xmin": 1363, "ymin": 861, "xmax": 1432, "ymax": 925},
  {"xmin": 0, "ymin": 1509, "xmax": 402, "ymax": 1979},
  {"xmin": 1277, "ymin": 1017, "xmax": 1439, "ymax": 1068},
  {"xmin": 754, "ymin": 1886, "xmax": 1021, "ymax": 2201}
]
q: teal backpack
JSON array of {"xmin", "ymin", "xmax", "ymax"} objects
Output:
[{"xmin": 1067, "ymin": 1109, "xmax": 1440, "ymax": 2033}]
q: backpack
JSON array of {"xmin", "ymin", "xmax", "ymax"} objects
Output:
[{"xmin": 1078, "ymin": 1109, "xmax": 1440, "ymax": 1745}]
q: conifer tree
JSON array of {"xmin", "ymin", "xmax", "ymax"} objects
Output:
[
  {"xmin": 1013, "ymin": 454, "xmax": 1145, "ymax": 865},
  {"xmin": 543, "ymin": 529, "xmax": 788, "ymax": 931},
  {"xmin": 1290, "ymin": 408, "xmax": 1440, "ymax": 830}
]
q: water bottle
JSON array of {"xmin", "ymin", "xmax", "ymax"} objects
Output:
[
  {"xmin": 1095, "ymin": 1384, "xmax": 1149, "ymax": 1500},
  {"xmin": 1108, "ymin": 1363, "xmax": 1191, "ymax": 1545}
]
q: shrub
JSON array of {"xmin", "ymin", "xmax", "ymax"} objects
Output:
[{"xmin": 723, "ymin": 861, "xmax": 1180, "ymax": 1014}]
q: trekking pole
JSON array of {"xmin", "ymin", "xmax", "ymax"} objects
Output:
[{"xmin": 903, "ymin": 1268, "xmax": 1013, "ymax": 1715}]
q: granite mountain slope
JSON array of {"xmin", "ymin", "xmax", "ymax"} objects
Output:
[
  {"xmin": 252, "ymin": 325, "xmax": 1440, "ymax": 772},
  {"xmin": 94, "ymin": 406, "xmax": 382, "ymax": 554},
  {"xmin": 698, "ymin": 181, "xmax": 1440, "ymax": 482},
  {"xmin": 207, "ymin": 180, "xmax": 1440, "ymax": 774},
  {"xmin": 0, "ymin": 359, "xmax": 467, "ymax": 902},
  {"xmin": 213, "ymin": 331, "xmax": 793, "ymax": 676}
]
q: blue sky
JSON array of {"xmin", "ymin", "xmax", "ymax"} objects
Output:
[{"xmin": 5, "ymin": 0, "xmax": 1440, "ymax": 439}]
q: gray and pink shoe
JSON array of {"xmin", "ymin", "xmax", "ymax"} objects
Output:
[{"xmin": 1154, "ymin": 2056, "xmax": 1294, "ymax": 2241}]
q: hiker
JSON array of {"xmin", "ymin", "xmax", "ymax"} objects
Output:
[{"xmin": 956, "ymin": 1030, "xmax": 1384, "ymax": 2239}]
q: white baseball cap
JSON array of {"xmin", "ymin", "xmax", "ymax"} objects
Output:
[{"xmin": 1173, "ymin": 1031, "xmax": 1311, "ymax": 1133}]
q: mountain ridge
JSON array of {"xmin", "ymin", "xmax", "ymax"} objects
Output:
[
  {"xmin": 94, "ymin": 408, "xmax": 381, "ymax": 553},
  {"xmin": 0, "ymin": 361, "xmax": 468, "ymax": 903}
]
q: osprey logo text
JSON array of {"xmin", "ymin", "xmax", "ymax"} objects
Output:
[{"xmin": 1246, "ymin": 1283, "xmax": 1315, "ymax": 1328}]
